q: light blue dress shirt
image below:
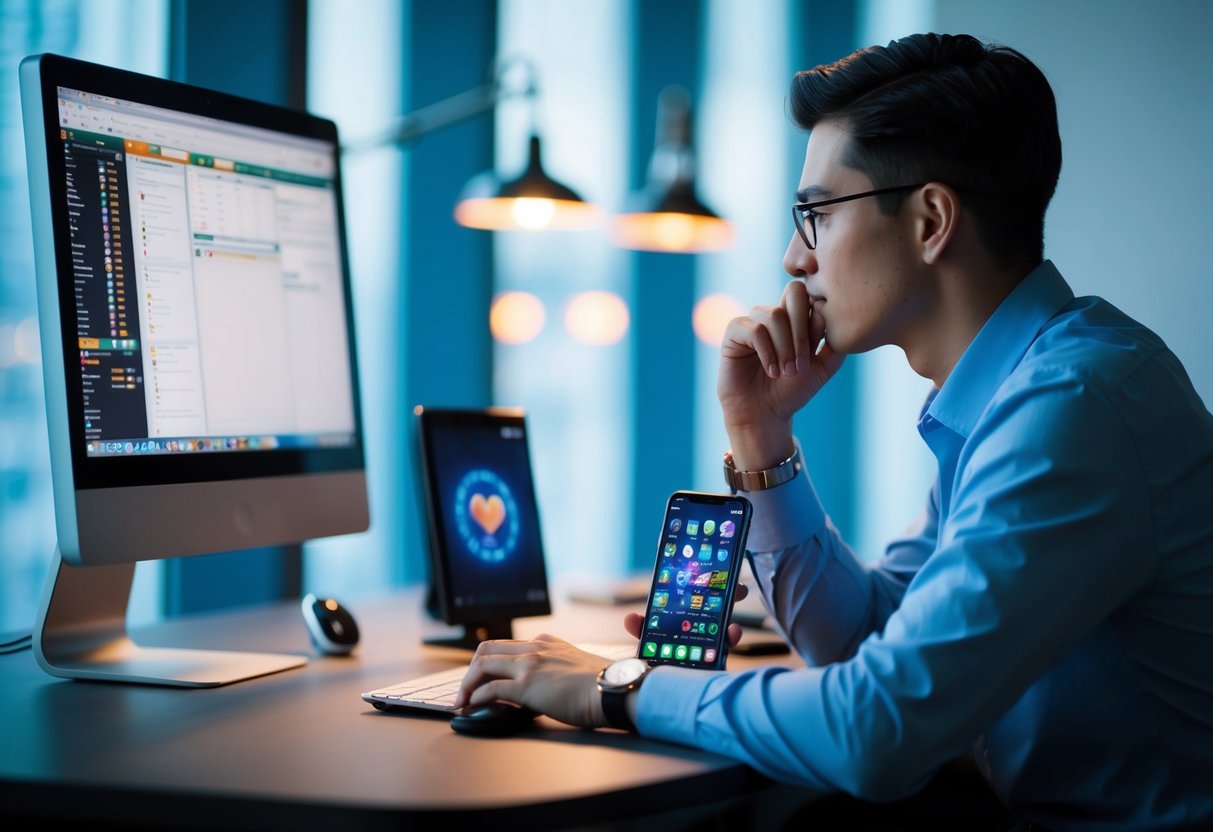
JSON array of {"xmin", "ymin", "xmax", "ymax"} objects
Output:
[{"xmin": 635, "ymin": 262, "xmax": 1213, "ymax": 830}]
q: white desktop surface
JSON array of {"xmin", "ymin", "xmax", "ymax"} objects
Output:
[{"xmin": 0, "ymin": 584, "xmax": 806, "ymax": 829}]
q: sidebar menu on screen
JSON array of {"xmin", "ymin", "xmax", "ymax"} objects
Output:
[{"xmin": 62, "ymin": 129, "xmax": 148, "ymax": 446}]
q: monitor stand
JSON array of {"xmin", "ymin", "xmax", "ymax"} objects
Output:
[
  {"xmin": 423, "ymin": 620, "xmax": 514, "ymax": 651},
  {"xmin": 34, "ymin": 548, "xmax": 307, "ymax": 688}
]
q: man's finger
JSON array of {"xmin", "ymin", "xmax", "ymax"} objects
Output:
[
  {"xmin": 463, "ymin": 676, "xmax": 521, "ymax": 709},
  {"xmin": 726, "ymin": 622, "xmax": 744, "ymax": 647},
  {"xmin": 782, "ymin": 280, "xmax": 814, "ymax": 373},
  {"xmin": 623, "ymin": 612, "xmax": 644, "ymax": 640},
  {"xmin": 724, "ymin": 315, "xmax": 781, "ymax": 378}
]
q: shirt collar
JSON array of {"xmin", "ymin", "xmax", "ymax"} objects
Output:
[{"xmin": 925, "ymin": 260, "xmax": 1075, "ymax": 440}]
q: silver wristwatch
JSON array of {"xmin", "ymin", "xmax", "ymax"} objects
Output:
[
  {"xmin": 722, "ymin": 445, "xmax": 802, "ymax": 493},
  {"xmin": 596, "ymin": 657, "xmax": 650, "ymax": 732}
]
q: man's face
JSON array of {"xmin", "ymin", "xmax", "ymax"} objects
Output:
[{"xmin": 783, "ymin": 121, "xmax": 927, "ymax": 354}]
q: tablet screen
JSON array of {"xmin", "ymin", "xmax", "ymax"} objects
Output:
[{"xmin": 416, "ymin": 408, "xmax": 550, "ymax": 624}]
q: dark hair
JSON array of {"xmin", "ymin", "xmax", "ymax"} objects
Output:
[{"xmin": 790, "ymin": 33, "xmax": 1061, "ymax": 270}]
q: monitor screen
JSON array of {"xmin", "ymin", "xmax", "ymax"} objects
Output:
[
  {"xmin": 62, "ymin": 90, "xmax": 357, "ymax": 461},
  {"xmin": 21, "ymin": 53, "xmax": 369, "ymax": 686},
  {"xmin": 415, "ymin": 407, "xmax": 550, "ymax": 646},
  {"xmin": 22, "ymin": 54, "xmax": 368, "ymax": 568}
]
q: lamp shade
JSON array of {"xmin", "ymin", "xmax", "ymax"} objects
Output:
[
  {"xmin": 455, "ymin": 135, "xmax": 600, "ymax": 231},
  {"xmin": 611, "ymin": 181, "xmax": 735, "ymax": 253},
  {"xmin": 612, "ymin": 86, "xmax": 734, "ymax": 253}
]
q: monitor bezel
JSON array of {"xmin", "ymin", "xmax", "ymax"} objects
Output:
[
  {"xmin": 23, "ymin": 52, "xmax": 366, "ymax": 492},
  {"xmin": 415, "ymin": 406, "xmax": 553, "ymax": 628}
]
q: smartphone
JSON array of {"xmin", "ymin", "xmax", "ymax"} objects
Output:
[{"xmin": 636, "ymin": 490, "xmax": 753, "ymax": 670}]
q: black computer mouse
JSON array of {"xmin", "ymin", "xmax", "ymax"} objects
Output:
[
  {"xmin": 301, "ymin": 593, "xmax": 360, "ymax": 656},
  {"xmin": 450, "ymin": 702, "xmax": 540, "ymax": 737}
]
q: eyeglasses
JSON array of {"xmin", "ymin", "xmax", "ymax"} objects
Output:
[{"xmin": 792, "ymin": 183, "xmax": 926, "ymax": 250}]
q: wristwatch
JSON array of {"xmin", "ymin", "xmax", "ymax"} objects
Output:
[
  {"xmin": 723, "ymin": 444, "xmax": 802, "ymax": 493},
  {"xmin": 596, "ymin": 657, "xmax": 651, "ymax": 732}
]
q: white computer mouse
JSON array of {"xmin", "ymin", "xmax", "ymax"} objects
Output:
[{"xmin": 301, "ymin": 593, "xmax": 360, "ymax": 656}]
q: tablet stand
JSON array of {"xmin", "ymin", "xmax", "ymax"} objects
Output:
[{"xmin": 423, "ymin": 620, "xmax": 515, "ymax": 650}]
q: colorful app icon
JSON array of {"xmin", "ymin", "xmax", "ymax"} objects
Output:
[
  {"xmin": 698, "ymin": 544, "xmax": 713, "ymax": 561},
  {"xmin": 708, "ymin": 623, "xmax": 719, "ymax": 635},
  {"xmin": 653, "ymin": 591, "xmax": 669, "ymax": 608},
  {"xmin": 720, "ymin": 520, "xmax": 736, "ymax": 539},
  {"xmin": 694, "ymin": 572, "xmax": 712, "ymax": 587},
  {"xmin": 681, "ymin": 619, "xmax": 692, "ymax": 632},
  {"xmin": 676, "ymin": 570, "xmax": 690, "ymax": 587},
  {"xmin": 689, "ymin": 646, "xmax": 703, "ymax": 662},
  {"xmin": 704, "ymin": 595, "xmax": 723, "ymax": 613},
  {"xmin": 704, "ymin": 648, "xmax": 717, "ymax": 663},
  {"xmin": 669, "ymin": 518, "xmax": 682, "ymax": 533},
  {"xmin": 657, "ymin": 567, "xmax": 673, "ymax": 584},
  {"xmin": 709, "ymin": 571, "xmax": 729, "ymax": 590},
  {"xmin": 674, "ymin": 645, "xmax": 688, "ymax": 660},
  {"xmin": 686, "ymin": 520, "xmax": 699, "ymax": 536},
  {"xmin": 660, "ymin": 643, "xmax": 674, "ymax": 659},
  {"xmin": 702, "ymin": 520, "xmax": 716, "ymax": 536},
  {"xmin": 663, "ymin": 542, "xmax": 677, "ymax": 557},
  {"xmin": 690, "ymin": 594, "xmax": 704, "ymax": 610},
  {"xmin": 643, "ymin": 642, "xmax": 658, "ymax": 657},
  {"xmin": 648, "ymin": 615, "xmax": 660, "ymax": 629},
  {"xmin": 717, "ymin": 548, "xmax": 729, "ymax": 562},
  {"xmin": 682, "ymin": 544, "xmax": 694, "ymax": 559}
]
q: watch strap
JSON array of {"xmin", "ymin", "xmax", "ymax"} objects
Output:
[
  {"xmin": 723, "ymin": 445, "xmax": 801, "ymax": 492},
  {"xmin": 600, "ymin": 686, "xmax": 636, "ymax": 732}
]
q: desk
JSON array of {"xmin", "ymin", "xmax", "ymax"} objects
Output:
[{"xmin": 0, "ymin": 586, "xmax": 810, "ymax": 830}]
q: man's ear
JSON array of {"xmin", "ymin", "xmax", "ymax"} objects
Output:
[{"xmin": 915, "ymin": 183, "xmax": 960, "ymax": 265}]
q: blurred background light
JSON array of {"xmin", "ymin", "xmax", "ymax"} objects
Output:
[
  {"xmin": 490, "ymin": 290, "xmax": 546, "ymax": 344},
  {"xmin": 564, "ymin": 290, "xmax": 629, "ymax": 345},
  {"xmin": 692, "ymin": 293, "xmax": 744, "ymax": 347}
]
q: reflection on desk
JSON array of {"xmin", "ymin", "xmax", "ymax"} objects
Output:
[{"xmin": 0, "ymin": 584, "xmax": 811, "ymax": 830}]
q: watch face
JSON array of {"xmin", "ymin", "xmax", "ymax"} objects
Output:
[{"xmin": 602, "ymin": 657, "xmax": 649, "ymax": 687}]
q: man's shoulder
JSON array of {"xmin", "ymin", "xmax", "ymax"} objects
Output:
[
  {"xmin": 1011, "ymin": 294, "xmax": 1174, "ymax": 397},
  {"xmin": 983, "ymin": 292, "xmax": 1209, "ymax": 447}
]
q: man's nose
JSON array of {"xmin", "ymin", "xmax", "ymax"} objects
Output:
[{"xmin": 783, "ymin": 232, "xmax": 816, "ymax": 277}]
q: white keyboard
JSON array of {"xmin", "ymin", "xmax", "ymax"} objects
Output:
[{"xmin": 362, "ymin": 642, "xmax": 637, "ymax": 714}]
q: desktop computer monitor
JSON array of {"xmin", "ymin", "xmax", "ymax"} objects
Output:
[{"xmin": 19, "ymin": 54, "xmax": 369, "ymax": 686}]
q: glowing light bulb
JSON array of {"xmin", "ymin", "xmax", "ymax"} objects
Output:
[
  {"xmin": 510, "ymin": 198, "xmax": 556, "ymax": 230},
  {"xmin": 654, "ymin": 214, "xmax": 696, "ymax": 250}
]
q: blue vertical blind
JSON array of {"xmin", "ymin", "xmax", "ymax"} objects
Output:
[
  {"xmin": 302, "ymin": 0, "xmax": 405, "ymax": 598},
  {"xmin": 626, "ymin": 0, "xmax": 703, "ymax": 571},
  {"xmin": 493, "ymin": 0, "xmax": 633, "ymax": 583},
  {"xmin": 0, "ymin": 0, "xmax": 168, "ymax": 633}
]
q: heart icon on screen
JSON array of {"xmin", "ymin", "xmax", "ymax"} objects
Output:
[{"xmin": 469, "ymin": 493, "xmax": 506, "ymax": 536}]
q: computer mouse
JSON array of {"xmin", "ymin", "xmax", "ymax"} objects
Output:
[
  {"xmin": 301, "ymin": 593, "xmax": 360, "ymax": 656},
  {"xmin": 450, "ymin": 702, "xmax": 540, "ymax": 737}
]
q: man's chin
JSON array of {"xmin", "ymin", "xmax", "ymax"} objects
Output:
[{"xmin": 822, "ymin": 330, "xmax": 868, "ymax": 356}]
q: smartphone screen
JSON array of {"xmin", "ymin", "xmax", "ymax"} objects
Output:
[{"xmin": 637, "ymin": 491, "xmax": 752, "ymax": 670}]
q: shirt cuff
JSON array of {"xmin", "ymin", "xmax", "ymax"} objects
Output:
[
  {"xmin": 634, "ymin": 665, "xmax": 722, "ymax": 743},
  {"xmin": 743, "ymin": 460, "xmax": 826, "ymax": 553}
]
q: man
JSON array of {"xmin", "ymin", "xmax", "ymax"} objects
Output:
[{"xmin": 455, "ymin": 32, "xmax": 1213, "ymax": 830}]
